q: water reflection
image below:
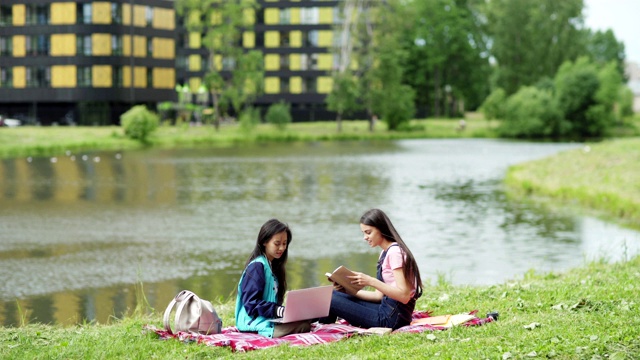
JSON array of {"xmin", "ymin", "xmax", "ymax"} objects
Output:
[{"xmin": 0, "ymin": 139, "xmax": 638, "ymax": 326}]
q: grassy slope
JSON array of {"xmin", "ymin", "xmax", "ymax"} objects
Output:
[
  {"xmin": 505, "ymin": 137, "xmax": 640, "ymax": 229},
  {"xmin": 1, "ymin": 256, "xmax": 638, "ymax": 359}
]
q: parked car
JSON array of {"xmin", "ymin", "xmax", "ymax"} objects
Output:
[{"xmin": 0, "ymin": 116, "xmax": 22, "ymax": 127}]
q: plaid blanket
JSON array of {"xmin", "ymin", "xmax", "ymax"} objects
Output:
[{"xmin": 144, "ymin": 310, "xmax": 494, "ymax": 353}]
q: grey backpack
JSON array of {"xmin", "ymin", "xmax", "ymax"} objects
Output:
[{"xmin": 163, "ymin": 290, "xmax": 222, "ymax": 335}]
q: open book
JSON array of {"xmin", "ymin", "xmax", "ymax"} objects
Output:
[{"xmin": 325, "ymin": 266, "xmax": 364, "ymax": 296}]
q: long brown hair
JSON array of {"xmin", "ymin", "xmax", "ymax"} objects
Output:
[{"xmin": 360, "ymin": 209, "xmax": 423, "ymax": 298}]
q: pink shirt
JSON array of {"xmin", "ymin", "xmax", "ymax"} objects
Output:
[{"xmin": 379, "ymin": 245, "xmax": 416, "ymax": 296}]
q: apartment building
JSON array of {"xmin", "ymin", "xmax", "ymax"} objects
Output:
[{"xmin": 0, "ymin": 0, "xmax": 341, "ymax": 125}]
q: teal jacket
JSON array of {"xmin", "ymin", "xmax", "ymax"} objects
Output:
[{"xmin": 235, "ymin": 255, "xmax": 278, "ymax": 337}]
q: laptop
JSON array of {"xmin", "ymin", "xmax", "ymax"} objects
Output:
[{"xmin": 269, "ymin": 285, "xmax": 333, "ymax": 323}]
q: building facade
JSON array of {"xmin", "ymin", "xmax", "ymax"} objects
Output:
[{"xmin": 0, "ymin": 0, "xmax": 343, "ymax": 125}]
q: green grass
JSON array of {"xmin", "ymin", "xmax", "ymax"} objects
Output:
[
  {"xmin": 505, "ymin": 137, "xmax": 640, "ymax": 229},
  {"xmin": 0, "ymin": 116, "xmax": 498, "ymax": 159},
  {"xmin": 1, "ymin": 256, "xmax": 639, "ymax": 359}
]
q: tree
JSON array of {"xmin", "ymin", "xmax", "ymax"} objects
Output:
[
  {"xmin": 404, "ymin": 0, "xmax": 491, "ymax": 116},
  {"xmin": 327, "ymin": 0, "xmax": 376, "ymax": 131},
  {"xmin": 586, "ymin": 29, "xmax": 627, "ymax": 81},
  {"xmin": 325, "ymin": 72, "xmax": 360, "ymax": 132},
  {"xmin": 485, "ymin": 0, "xmax": 586, "ymax": 95},
  {"xmin": 176, "ymin": 0, "xmax": 264, "ymax": 130},
  {"xmin": 367, "ymin": 0, "xmax": 415, "ymax": 130}
]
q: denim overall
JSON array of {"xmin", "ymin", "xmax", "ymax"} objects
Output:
[{"xmin": 376, "ymin": 244, "xmax": 416, "ymax": 329}]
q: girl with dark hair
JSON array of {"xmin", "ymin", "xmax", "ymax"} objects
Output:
[
  {"xmin": 320, "ymin": 208, "xmax": 423, "ymax": 330},
  {"xmin": 235, "ymin": 219, "xmax": 310, "ymax": 338}
]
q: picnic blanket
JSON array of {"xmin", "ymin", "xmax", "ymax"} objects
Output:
[{"xmin": 144, "ymin": 310, "xmax": 494, "ymax": 353}]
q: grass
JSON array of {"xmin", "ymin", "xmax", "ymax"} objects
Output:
[
  {"xmin": 1, "ymin": 255, "xmax": 638, "ymax": 359},
  {"xmin": 505, "ymin": 136, "xmax": 640, "ymax": 229},
  {"xmin": 0, "ymin": 116, "xmax": 498, "ymax": 159}
]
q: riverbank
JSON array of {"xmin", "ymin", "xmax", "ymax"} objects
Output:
[
  {"xmin": 0, "ymin": 117, "xmax": 497, "ymax": 159},
  {"xmin": 1, "ymin": 255, "xmax": 638, "ymax": 359},
  {"xmin": 505, "ymin": 136, "xmax": 640, "ymax": 230}
]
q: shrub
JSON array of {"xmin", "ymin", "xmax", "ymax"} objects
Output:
[
  {"xmin": 239, "ymin": 107, "xmax": 261, "ymax": 134},
  {"xmin": 480, "ymin": 88, "xmax": 507, "ymax": 120},
  {"xmin": 265, "ymin": 101, "xmax": 292, "ymax": 130},
  {"xmin": 498, "ymin": 86, "xmax": 565, "ymax": 138},
  {"xmin": 120, "ymin": 105, "xmax": 159, "ymax": 143}
]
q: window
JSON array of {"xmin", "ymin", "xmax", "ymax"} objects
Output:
[
  {"xmin": 176, "ymin": 55, "xmax": 187, "ymax": 70},
  {"xmin": 0, "ymin": 36, "xmax": 12, "ymax": 56},
  {"xmin": 111, "ymin": 3, "xmax": 122, "ymax": 24},
  {"xmin": 77, "ymin": 66, "xmax": 91, "ymax": 87},
  {"xmin": 112, "ymin": 35, "xmax": 122, "ymax": 56},
  {"xmin": 280, "ymin": 55, "xmax": 290, "ymax": 70},
  {"xmin": 280, "ymin": 31, "xmax": 290, "ymax": 47},
  {"xmin": 300, "ymin": 54, "xmax": 318, "ymax": 70},
  {"xmin": 222, "ymin": 57, "xmax": 236, "ymax": 71},
  {"xmin": 305, "ymin": 31, "xmax": 319, "ymax": 47},
  {"xmin": 77, "ymin": 3, "xmax": 92, "ymax": 24},
  {"xmin": 255, "ymin": 32, "xmax": 264, "ymax": 48},
  {"xmin": 146, "ymin": 7, "xmax": 153, "ymax": 27},
  {"xmin": 279, "ymin": 8, "xmax": 290, "ymax": 24},
  {"xmin": 26, "ymin": 67, "xmax": 51, "ymax": 88},
  {"xmin": 0, "ymin": 5, "xmax": 12, "ymax": 26},
  {"xmin": 301, "ymin": 8, "xmax": 318, "ymax": 25},
  {"xmin": 112, "ymin": 66, "xmax": 123, "ymax": 87},
  {"xmin": 26, "ymin": 35, "xmax": 49, "ymax": 56},
  {"xmin": 77, "ymin": 35, "xmax": 92, "ymax": 56},
  {"xmin": 0, "ymin": 67, "xmax": 12, "ymax": 88},
  {"xmin": 26, "ymin": 4, "xmax": 49, "ymax": 25},
  {"xmin": 281, "ymin": 77, "xmax": 290, "ymax": 93},
  {"xmin": 147, "ymin": 67, "xmax": 153, "ymax": 88},
  {"xmin": 201, "ymin": 57, "xmax": 208, "ymax": 71},
  {"xmin": 303, "ymin": 77, "xmax": 316, "ymax": 93},
  {"xmin": 147, "ymin": 38, "xmax": 153, "ymax": 57}
]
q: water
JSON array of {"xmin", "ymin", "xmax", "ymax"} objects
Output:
[{"xmin": 0, "ymin": 139, "xmax": 638, "ymax": 326}]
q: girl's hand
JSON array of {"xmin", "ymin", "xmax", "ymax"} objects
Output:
[{"xmin": 347, "ymin": 272, "xmax": 373, "ymax": 287}]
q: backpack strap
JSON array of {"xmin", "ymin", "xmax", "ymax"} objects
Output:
[{"xmin": 163, "ymin": 290, "xmax": 194, "ymax": 334}]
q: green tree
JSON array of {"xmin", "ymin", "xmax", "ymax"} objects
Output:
[
  {"xmin": 368, "ymin": 0, "xmax": 415, "ymax": 130},
  {"xmin": 325, "ymin": 72, "xmax": 360, "ymax": 132},
  {"xmin": 176, "ymin": 0, "xmax": 263, "ymax": 130},
  {"xmin": 327, "ymin": 0, "xmax": 378, "ymax": 131},
  {"xmin": 404, "ymin": 0, "xmax": 491, "ymax": 116},
  {"xmin": 485, "ymin": 0, "xmax": 586, "ymax": 95},
  {"xmin": 586, "ymin": 29, "xmax": 627, "ymax": 81}
]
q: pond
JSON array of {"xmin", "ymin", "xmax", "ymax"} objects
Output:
[{"xmin": 0, "ymin": 138, "xmax": 638, "ymax": 326}]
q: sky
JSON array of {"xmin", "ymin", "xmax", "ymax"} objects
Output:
[{"xmin": 583, "ymin": 0, "xmax": 640, "ymax": 64}]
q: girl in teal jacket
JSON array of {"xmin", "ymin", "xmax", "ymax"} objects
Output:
[{"xmin": 235, "ymin": 219, "xmax": 310, "ymax": 338}]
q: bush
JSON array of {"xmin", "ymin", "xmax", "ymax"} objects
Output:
[
  {"xmin": 498, "ymin": 86, "xmax": 565, "ymax": 138},
  {"xmin": 239, "ymin": 107, "xmax": 261, "ymax": 134},
  {"xmin": 120, "ymin": 105, "xmax": 159, "ymax": 143},
  {"xmin": 480, "ymin": 88, "xmax": 507, "ymax": 120},
  {"xmin": 265, "ymin": 101, "xmax": 292, "ymax": 130}
]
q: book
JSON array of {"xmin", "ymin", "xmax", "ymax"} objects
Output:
[
  {"xmin": 362, "ymin": 327, "xmax": 392, "ymax": 336},
  {"xmin": 410, "ymin": 314, "xmax": 451, "ymax": 326},
  {"xmin": 410, "ymin": 313, "xmax": 475, "ymax": 328},
  {"xmin": 324, "ymin": 265, "xmax": 364, "ymax": 296}
]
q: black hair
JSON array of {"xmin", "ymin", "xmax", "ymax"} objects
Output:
[
  {"xmin": 245, "ymin": 218, "xmax": 292, "ymax": 304},
  {"xmin": 360, "ymin": 208, "xmax": 423, "ymax": 299}
]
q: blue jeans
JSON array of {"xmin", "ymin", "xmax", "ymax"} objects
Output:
[{"xmin": 319, "ymin": 291, "xmax": 415, "ymax": 329}]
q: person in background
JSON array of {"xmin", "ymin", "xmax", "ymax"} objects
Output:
[
  {"xmin": 235, "ymin": 219, "xmax": 311, "ymax": 338},
  {"xmin": 320, "ymin": 208, "xmax": 423, "ymax": 329}
]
